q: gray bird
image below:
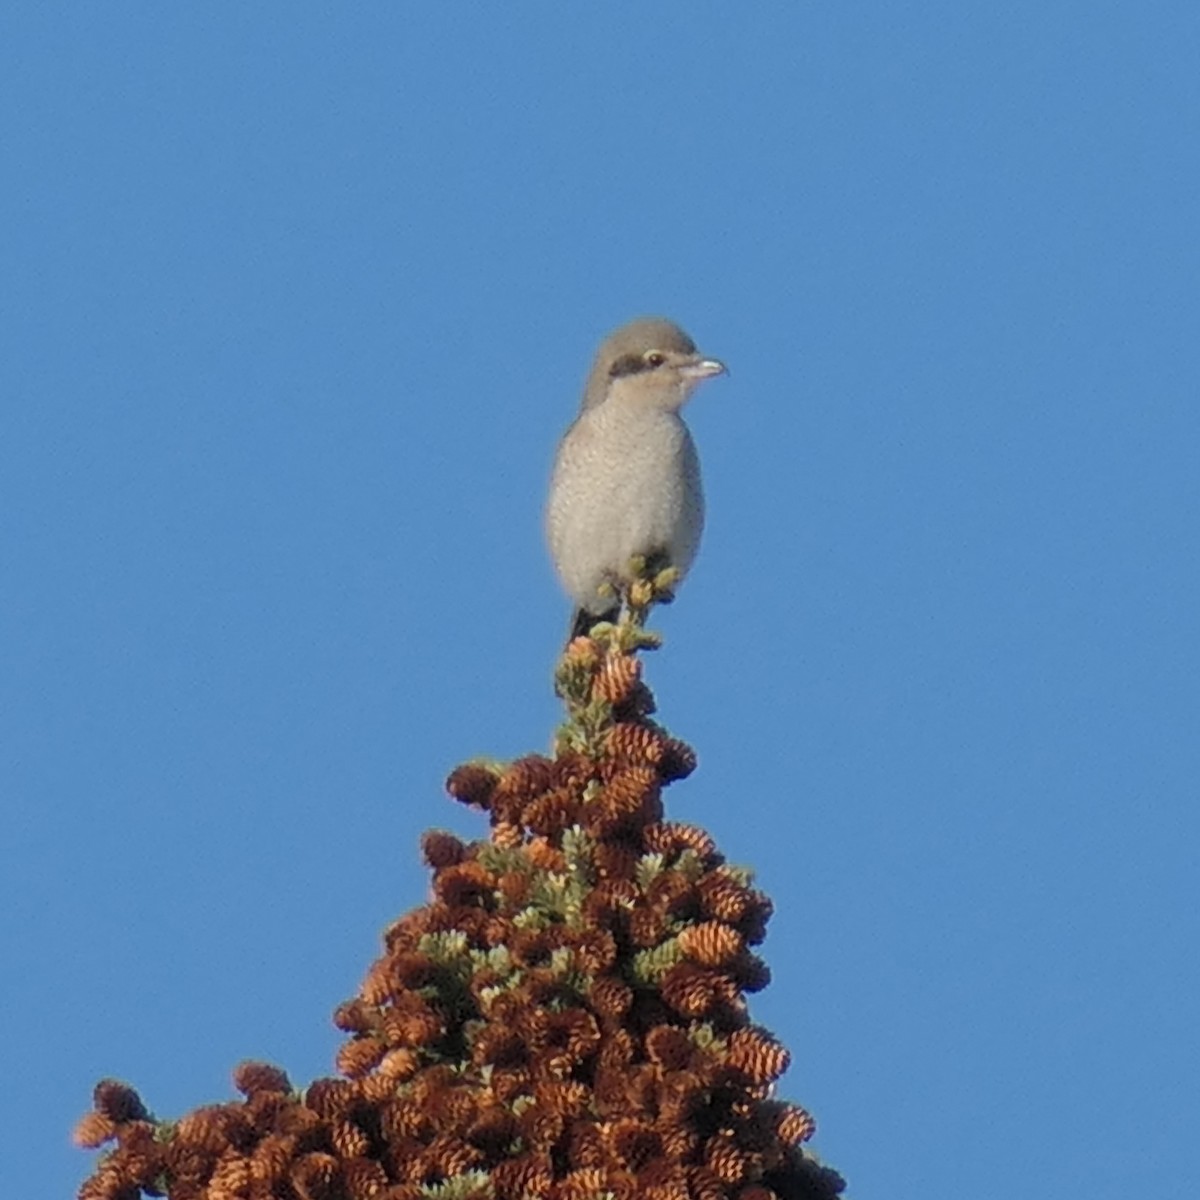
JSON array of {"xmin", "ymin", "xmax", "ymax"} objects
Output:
[{"xmin": 546, "ymin": 317, "xmax": 726, "ymax": 639}]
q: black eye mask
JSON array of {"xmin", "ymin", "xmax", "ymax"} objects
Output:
[{"xmin": 608, "ymin": 352, "xmax": 663, "ymax": 379}]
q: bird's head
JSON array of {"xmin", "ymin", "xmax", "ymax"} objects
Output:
[{"xmin": 582, "ymin": 317, "xmax": 726, "ymax": 413}]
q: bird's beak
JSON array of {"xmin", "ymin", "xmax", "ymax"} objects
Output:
[{"xmin": 679, "ymin": 357, "xmax": 727, "ymax": 381}]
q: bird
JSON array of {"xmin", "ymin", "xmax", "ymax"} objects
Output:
[{"xmin": 546, "ymin": 317, "xmax": 726, "ymax": 640}]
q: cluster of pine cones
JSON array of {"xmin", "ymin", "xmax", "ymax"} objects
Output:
[{"xmin": 75, "ymin": 632, "xmax": 843, "ymax": 1200}]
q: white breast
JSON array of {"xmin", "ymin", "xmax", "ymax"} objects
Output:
[{"xmin": 546, "ymin": 403, "xmax": 705, "ymax": 613}]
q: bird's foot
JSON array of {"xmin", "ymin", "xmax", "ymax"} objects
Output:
[{"xmin": 618, "ymin": 553, "xmax": 677, "ymax": 640}]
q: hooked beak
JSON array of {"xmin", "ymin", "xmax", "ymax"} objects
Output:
[{"xmin": 679, "ymin": 357, "xmax": 727, "ymax": 381}]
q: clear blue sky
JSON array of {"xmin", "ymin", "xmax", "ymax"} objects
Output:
[{"xmin": 3, "ymin": 4, "xmax": 1197, "ymax": 1197}]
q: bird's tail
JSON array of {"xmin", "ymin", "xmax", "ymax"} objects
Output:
[{"xmin": 567, "ymin": 604, "xmax": 619, "ymax": 643}]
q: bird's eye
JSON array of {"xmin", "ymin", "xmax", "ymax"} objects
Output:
[{"xmin": 644, "ymin": 351, "xmax": 666, "ymax": 368}]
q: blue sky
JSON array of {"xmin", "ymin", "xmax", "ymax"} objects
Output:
[{"xmin": 3, "ymin": 4, "xmax": 1197, "ymax": 1197}]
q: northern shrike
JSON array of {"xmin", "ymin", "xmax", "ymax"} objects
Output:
[{"xmin": 546, "ymin": 317, "xmax": 726, "ymax": 639}]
